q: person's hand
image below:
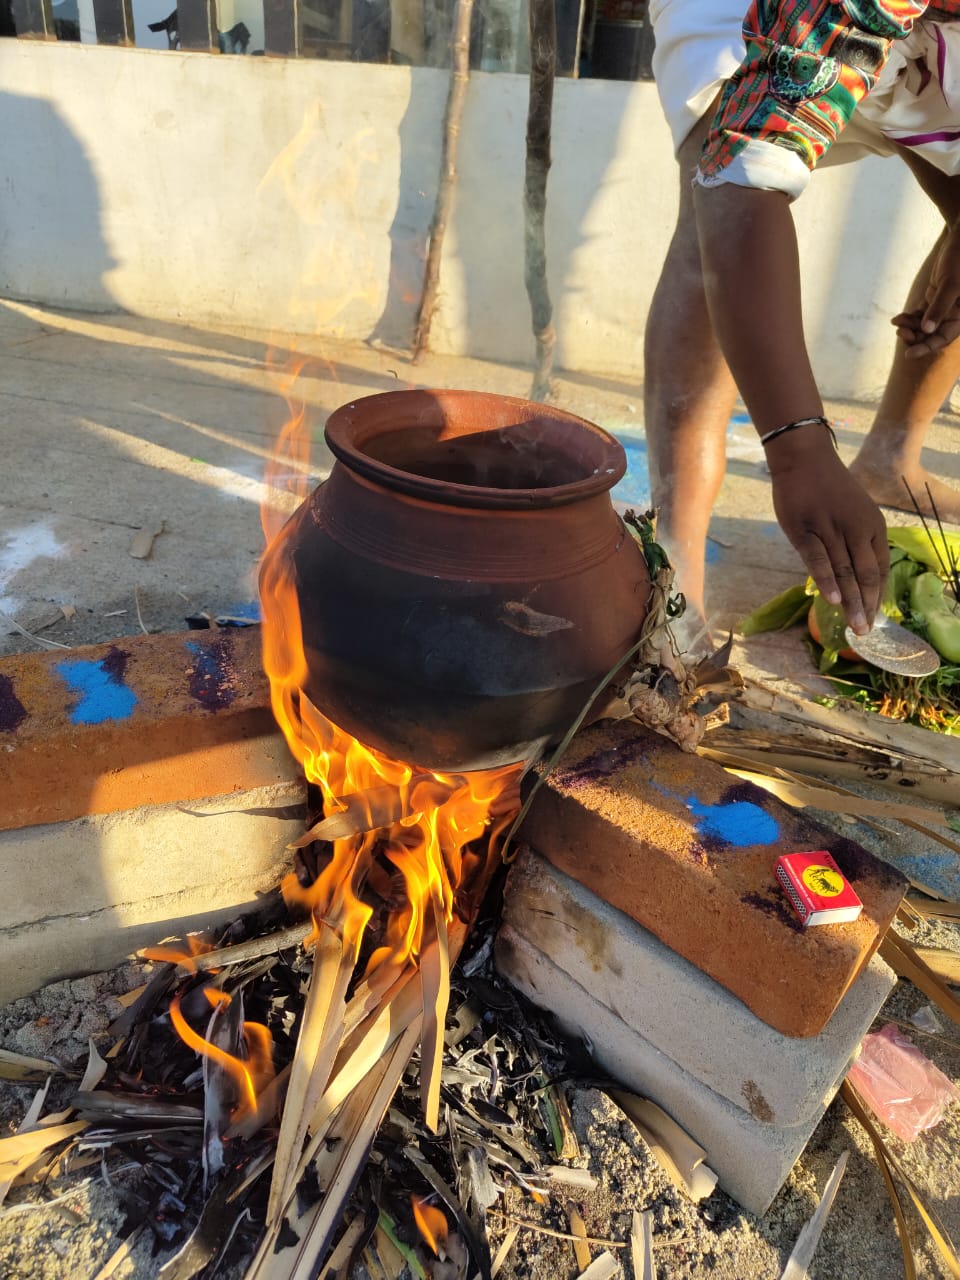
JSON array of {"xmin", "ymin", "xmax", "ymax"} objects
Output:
[
  {"xmin": 766, "ymin": 432, "xmax": 889, "ymax": 635},
  {"xmin": 892, "ymin": 224, "xmax": 960, "ymax": 358}
]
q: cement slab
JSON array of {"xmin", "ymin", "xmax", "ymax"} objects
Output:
[
  {"xmin": 496, "ymin": 926, "xmax": 834, "ymax": 1216},
  {"xmin": 0, "ymin": 780, "xmax": 304, "ymax": 1004},
  {"xmin": 501, "ymin": 849, "xmax": 896, "ymax": 1127}
]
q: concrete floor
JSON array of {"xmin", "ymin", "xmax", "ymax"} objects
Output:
[{"xmin": 2, "ymin": 296, "xmax": 959, "ymax": 661}]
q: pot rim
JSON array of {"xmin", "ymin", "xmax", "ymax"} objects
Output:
[{"xmin": 324, "ymin": 388, "xmax": 627, "ymax": 510}]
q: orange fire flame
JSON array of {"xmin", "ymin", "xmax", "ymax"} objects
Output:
[
  {"xmin": 412, "ymin": 1196, "xmax": 448, "ymax": 1256},
  {"xmin": 258, "ymin": 502, "xmax": 520, "ymax": 977},
  {"xmin": 169, "ymin": 987, "xmax": 275, "ymax": 1119}
]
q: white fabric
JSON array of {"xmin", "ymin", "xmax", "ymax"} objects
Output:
[
  {"xmin": 649, "ymin": 1, "xmax": 960, "ymax": 196},
  {"xmin": 649, "ymin": 0, "xmax": 746, "ymax": 154},
  {"xmin": 694, "ymin": 139, "xmax": 811, "ymax": 199},
  {"xmin": 859, "ymin": 21, "xmax": 960, "ymax": 176}
]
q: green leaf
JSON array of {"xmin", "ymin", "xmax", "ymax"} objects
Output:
[
  {"xmin": 810, "ymin": 594, "xmax": 849, "ymax": 655},
  {"xmin": 739, "ymin": 584, "xmax": 809, "ymax": 636}
]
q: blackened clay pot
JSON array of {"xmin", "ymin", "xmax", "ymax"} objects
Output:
[{"xmin": 274, "ymin": 389, "xmax": 651, "ymax": 771}]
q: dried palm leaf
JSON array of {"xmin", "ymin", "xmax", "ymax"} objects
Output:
[
  {"xmin": 630, "ymin": 1210, "xmax": 656, "ymax": 1280},
  {"xmin": 610, "ymin": 1092, "xmax": 717, "ymax": 1201},
  {"xmin": 879, "ymin": 933, "xmax": 960, "ymax": 1026},
  {"xmin": 779, "ymin": 1150, "xmax": 848, "ymax": 1280}
]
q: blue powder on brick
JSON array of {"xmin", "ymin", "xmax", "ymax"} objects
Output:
[
  {"xmin": 186, "ymin": 637, "xmax": 236, "ymax": 711},
  {"xmin": 56, "ymin": 657, "xmax": 137, "ymax": 725},
  {"xmin": 686, "ymin": 797, "xmax": 780, "ymax": 848}
]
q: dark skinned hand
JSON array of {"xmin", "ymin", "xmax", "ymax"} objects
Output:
[
  {"xmin": 893, "ymin": 223, "xmax": 960, "ymax": 358},
  {"xmin": 766, "ymin": 431, "xmax": 889, "ymax": 634}
]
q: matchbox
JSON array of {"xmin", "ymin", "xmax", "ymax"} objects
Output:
[{"xmin": 775, "ymin": 851, "xmax": 863, "ymax": 928}]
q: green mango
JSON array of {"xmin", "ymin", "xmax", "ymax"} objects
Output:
[{"xmin": 909, "ymin": 573, "xmax": 960, "ymax": 663}]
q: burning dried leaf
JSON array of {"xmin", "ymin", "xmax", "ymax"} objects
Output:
[
  {"xmin": 374, "ymin": 1212, "xmax": 427, "ymax": 1280},
  {"xmin": 182, "ymin": 923, "xmax": 311, "ymax": 972},
  {"xmin": 465, "ymin": 1145, "xmax": 499, "ymax": 1213},
  {"xmin": 631, "ymin": 1210, "xmax": 656, "ymax": 1280},
  {"xmin": 404, "ymin": 1145, "xmax": 492, "ymax": 1280},
  {"xmin": 74, "ymin": 1092, "xmax": 203, "ymax": 1124},
  {"xmin": 267, "ymin": 923, "xmax": 353, "ymax": 1226},
  {"xmin": 17, "ymin": 1079, "xmax": 52, "ymax": 1134},
  {"xmin": 157, "ymin": 1158, "xmax": 268, "ymax": 1280},
  {"xmin": 250, "ymin": 1024, "xmax": 420, "ymax": 1280},
  {"xmin": 286, "ymin": 780, "xmax": 446, "ymax": 850},
  {"xmin": 420, "ymin": 896, "xmax": 451, "ymax": 1133},
  {"xmin": 129, "ymin": 519, "xmax": 164, "ymax": 560}
]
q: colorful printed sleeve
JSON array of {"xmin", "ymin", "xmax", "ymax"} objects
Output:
[{"xmin": 697, "ymin": 0, "xmax": 932, "ymax": 198}]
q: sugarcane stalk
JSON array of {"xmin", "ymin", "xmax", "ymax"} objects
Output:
[
  {"xmin": 412, "ymin": 0, "xmax": 474, "ymax": 362},
  {"xmin": 524, "ymin": 0, "xmax": 557, "ymax": 401}
]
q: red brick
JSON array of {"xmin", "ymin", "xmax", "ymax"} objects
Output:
[
  {"xmin": 519, "ymin": 720, "xmax": 906, "ymax": 1037},
  {"xmin": 0, "ymin": 628, "xmax": 296, "ymax": 831}
]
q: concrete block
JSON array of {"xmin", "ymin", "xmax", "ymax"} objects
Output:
[
  {"xmin": 0, "ymin": 780, "xmax": 305, "ymax": 1005},
  {"xmin": 0, "ymin": 627, "xmax": 292, "ymax": 831},
  {"xmin": 496, "ymin": 927, "xmax": 838, "ymax": 1216},
  {"xmin": 501, "ymin": 849, "xmax": 895, "ymax": 1127},
  {"xmin": 519, "ymin": 719, "xmax": 905, "ymax": 1037}
]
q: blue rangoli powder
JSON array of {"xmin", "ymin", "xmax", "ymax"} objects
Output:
[
  {"xmin": 56, "ymin": 655, "xmax": 137, "ymax": 725},
  {"xmin": 686, "ymin": 796, "xmax": 780, "ymax": 848}
]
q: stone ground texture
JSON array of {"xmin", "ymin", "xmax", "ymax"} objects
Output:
[{"xmin": 0, "ymin": 306, "xmax": 958, "ymax": 1275}]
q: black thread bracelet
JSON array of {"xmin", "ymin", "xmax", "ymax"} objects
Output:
[{"xmin": 758, "ymin": 416, "xmax": 837, "ymax": 450}]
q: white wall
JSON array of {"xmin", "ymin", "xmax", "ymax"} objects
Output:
[{"xmin": 0, "ymin": 40, "xmax": 942, "ymax": 398}]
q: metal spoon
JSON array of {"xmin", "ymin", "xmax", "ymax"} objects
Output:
[{"xmin": 843, "ymin": 613, "xmax": 940, "ymax": 678}]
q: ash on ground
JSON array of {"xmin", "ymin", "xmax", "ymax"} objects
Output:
[{"xmin": 0, "ymin": 918, "xmax": 957, "ymax": 1280}]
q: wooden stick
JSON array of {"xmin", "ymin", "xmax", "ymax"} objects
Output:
[
  {"xmin": 523, "ymin": 0, "xmax": 557, "ymax": 402},
  {"xmin": 176, "ymin": 923, "xmax": 311, "ymax": 972},
  {"xmin": 412, "ymin": 0, "xmax": 473, "ymax": 362},
  {"xmin": 486, "ymin": 1212, "xmax": 627, "ymax": 1250}
]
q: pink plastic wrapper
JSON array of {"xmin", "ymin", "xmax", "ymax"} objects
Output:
[{"xmin": 847, "ymin": 1023, "xmax": 960, "ymax": 1142}]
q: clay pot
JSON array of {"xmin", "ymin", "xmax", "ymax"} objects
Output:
[{"xmin": 281, "ymin": 389, "xmax": 651, "ymax": 771}]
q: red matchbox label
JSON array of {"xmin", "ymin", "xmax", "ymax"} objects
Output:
[{"xmin": 775, "ymin": 851, "xmax": 863, "ymax": 927}]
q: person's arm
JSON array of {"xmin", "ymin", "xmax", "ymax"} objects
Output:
[
  {"xmin": 685, "ymin": 2, "xmax": 933, "ymax": 632},
  {"xmin": 693, "ymin": 182, "xmax": 889, "ymax": 634}
]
